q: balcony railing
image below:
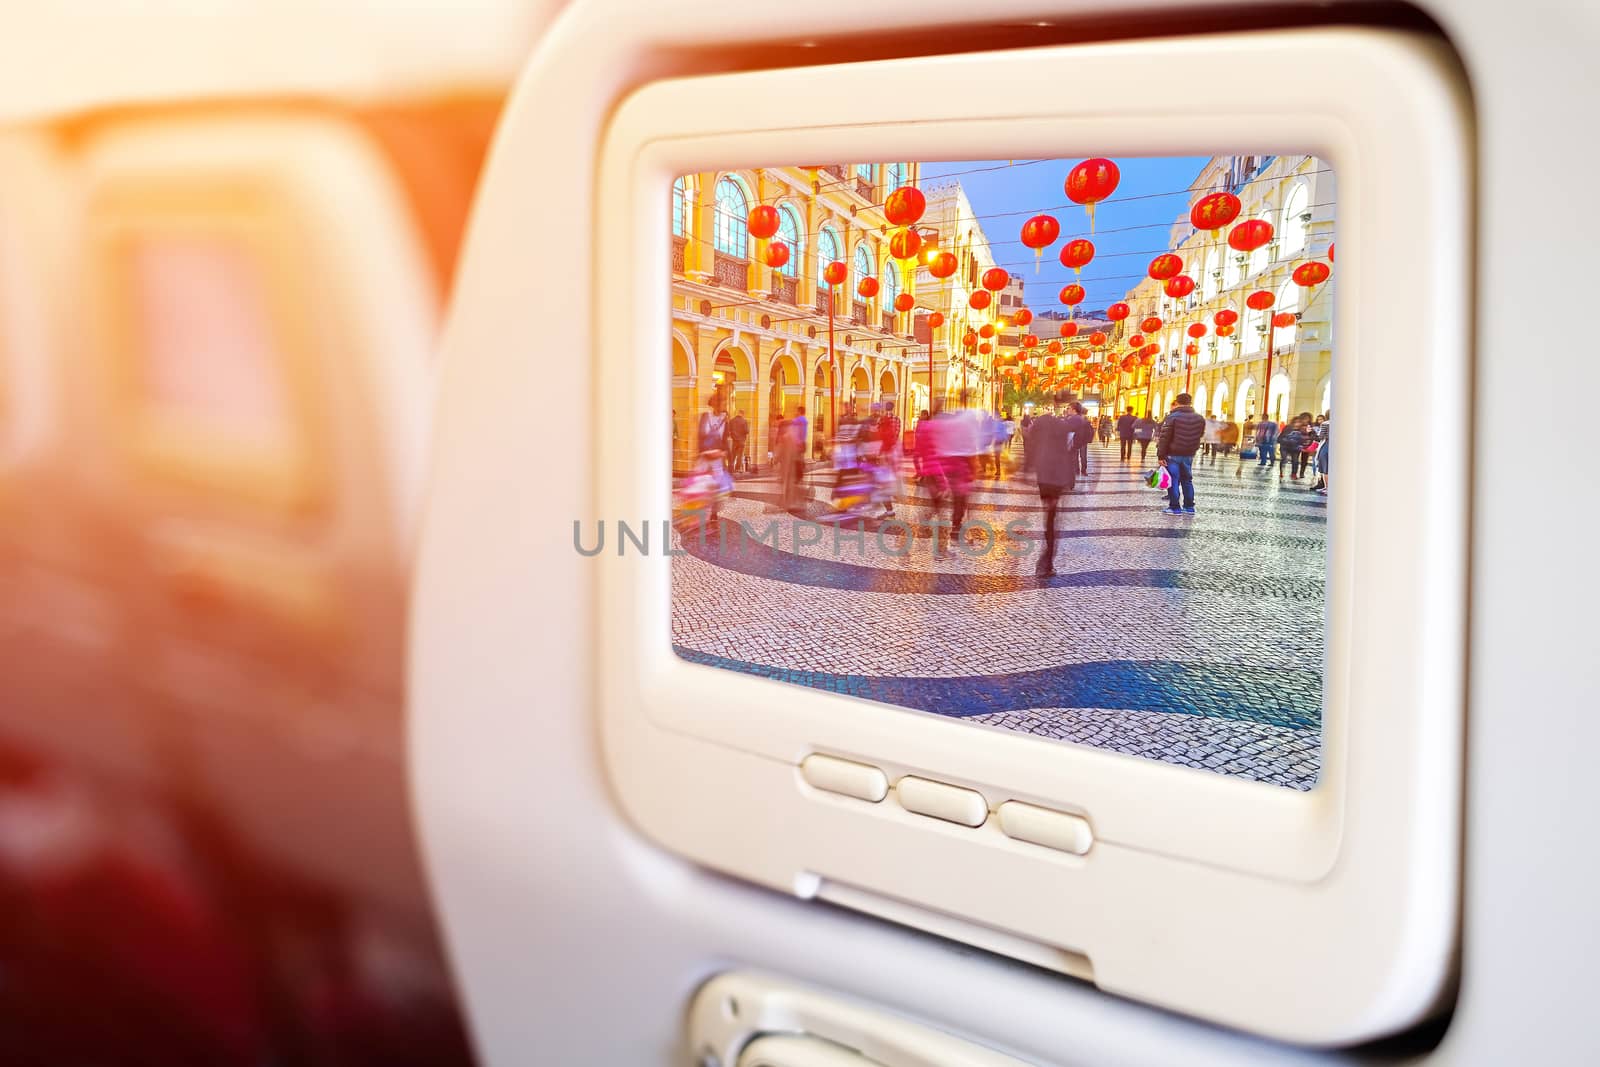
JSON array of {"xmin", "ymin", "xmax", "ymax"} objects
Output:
[
  {"xmin": 882, "ymin": 311, "xmax": 896, "ymax": 332},
  {"xmin": 773, "ymin": 275, "xmax": 797, "ymax": 305},
  {"xmin": 815, "ymin": 290, "xmax": 833, "ymax": 316},
  {"xmin": 820, "ymin": 164, "xmax": 847, "ymax": 182},
  {"xmin": 712, "ymin": 252, "xmax": 749, "ymax": 289},
  {"xmin": 854, "ymin": 176, "xmax": 873, "ymax": 200},
  {"xmin": 852, "ymin": 300, "xmax": 868, "ymax": 323},
  {"xmin": 671, "ymin": 235, "xmax": 686, "ymax": 273}
]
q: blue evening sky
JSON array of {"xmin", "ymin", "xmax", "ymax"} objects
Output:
[{"xmin": 920, "ymin": 157, "xmax": 1210, "ymax": 317}]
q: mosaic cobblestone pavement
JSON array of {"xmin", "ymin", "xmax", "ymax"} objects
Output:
[{"xmin": 671, "ymin": 440, "xmax": 1327, "ymax": 789}]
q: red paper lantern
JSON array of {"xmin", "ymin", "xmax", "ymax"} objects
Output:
[
  {"xmin": 1044, "ymin": 356, "xmax": 1057, "ymax": 368},
  {"xmin": 1128, "ymin": 334, "xmax": 1145, "ymax": 347},
  {"xmin": 1014, "ymin": 308, "xmax": 1033, "ymax": 327},
  {"xmin": 889, "ymin": 228, "xmax": 922, "ymax": 261},
  {"xmin": 763, "ymin": 242, "xmax": 790, "ymax": 269},
  {"xmin": 1272, "ymin": 311, "xmax": 1297, "ymax": 328},
  {"xmin": 1292, "ymin": 261, "xmax": 1331, "ymax": 287},
  {"xmin": 1059, "ymin": 284, "xmax": 1085, "ymax": 306},
  {"xmin": 747, "ymin": 204, "xmax": 780, "ymax": 240},
  {"xmin": 979, "ymin": 343, "xmax": 993, "ymax": 355},
  {"xmin": 894, "ymin": 292, "xmax": 916, "ymax": 313},
  {"xmin": 857, "ymin": 277, "xmax": 880, "ymax": 299},
  {"xmin": 1164, "ymin": 274, "xmax": 1196, "ymax": 298},
  {"xmin": 1245, "ymin": 290, "xmax": 1275, "ymax": 311},
  {"xmin": 1106, "ymin": 302, "xmax": 1130, "ymax": 322},
  {"xmin": 982, "ymin": 267, "xmax": 1010, "ymax": 292},
  {"xmin": 1059, "ymin": 322, "xmax": 1079, "ymax": 338},
  {"xmin": 927, "ymin": 311, "xmax": 945, "ymax": 328},
  {"xmin": 823, "ymin": 261, "xmax": 847, "ymax": 286},
  {"xmin": 928, "ymin": 251, "xmax": 959, "ymax": 279},
  {"xmin": 1023, "ymin": 334, "xmax": 1039, "ymax": 349},
  {"xmin": 1148, "ymin": 253, "xmax": 1183, "ymax": 281},
  {"xmin": 1187, "ymin": 322, "xmax": 1207, "ymax": 338},
  {"xmin": 1059, "ymin": 238, "xmax": 1095, "ymax": 271},
  {"xmin": 1143, "ymin": 343, "xmax": 1160, "ymax": 356},
  {"xmin": 1065, "ymin": 157, "xmax": 1121, "ymax": 208},
  {"xmin": 1190, "ymin": 192, "xmax": 1242, "ymax": 233},
  {"xmin": 1328, "ymin": 242, "xmax": 1335, "ymax": 263},
  {"xmin": 964, "ymin": 331, "xmax": 978, "ymax": 347},
  {"xmin": 1214, "ymin": 308, "xmax": 1239, "ymax": 327},
  {"xmin": 1021, "ymin": 214, "xmax": 1061, "ymax": 251},
  {"xmin": 1047, "ymin": 340, "xmax": 1062, "ymax": 354},
  {"xmin": 1228, "ymin": 218, "xmax": 1274, "ymax": 253},
  {"xmin": 1140, "ymin": 316, "xmax": 1163, "ymax": 333},
  {"xmin": 1140, "ymin": 351, "xmax": 1155, "ymax": 366},
  {"xmin": 968, "ymin": 290, "xmax": 992, "ymax": 310},
  {"xmin": 1089, "ymin": 331, "xmax": 1108, "ymax": 346},
  {"xmin": 1185, "ymin": 343, "xmax": 1199, "ymax": 356},
  {"xmin": 1121, "ymin": 354, "xmax": 1138, "ymax": 372},
  {"xmin": 884, "ymin": 185, "xmax": 926, "ymax": 227},
  {"xmin": 979, "ymin": 323, "xmax": 996, "ymax": 339},
  {"xmin": 1216, "ymin": 324, "xmax": 1235, "ymax": 337}
]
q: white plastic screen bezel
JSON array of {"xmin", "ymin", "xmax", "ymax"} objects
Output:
[{"xmin": 593, "ymin": 28, "xmax": 1467, "ymax": 1044}]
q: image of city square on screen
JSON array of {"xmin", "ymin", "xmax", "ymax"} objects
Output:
[{"xmin": 668, "ymin": 156, "xmax": 1335, "ymax": 789}]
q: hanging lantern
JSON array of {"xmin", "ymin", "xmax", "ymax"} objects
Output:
[
  {"xmin": 1076, "ymin": 351, "xmax": 1090, "ymax": 363},
  {"xmin": 1106, "ymin": 302, "xmax": 1130, "ymax": 322},
  {"xmin": 1148, "ymin": 253, "xmax": 1183, "ymax": 281},
  {"xmin": 1047, "ymin": 340, "xmax": 1062, "ymax": 354},
  {"xmin": 1140, "ymin": 315, "xmax": 1163, "ymax": 334},
  {"xmin": 1044, "ymin": 356, "xmax": 1057, "ymax": 368},
  {"xmin": 979, "ymin": 323, "xmax": 996, "ymax": 338},
  {"xmin": 1089, "ymin": 331, "xmax": 1108, "ymax": 346},
  {"xmin": 928, "ymin": 251, "xmax": 959, "ymax": 279},
  {"xmin": 1273, "ymin": 311, "xmax": 1297, "ymax": 328},
  {"xmin": 1328, "ymin": 242, "xmax": 1335, "ymax": 262},
  {"xmin": 1217, "ymin": 324, "xmax": 1235, "ymax": 337},
  {"xmin": 982, "ymin": 267, "xmax": 1010, "ymax": 292},
  {"xmin": 857, "ymin": 277, "xmax": 880, "ymax": 299},
  {"xmin": 1292, "ymin": 261, "xmax": 1331, "ymax": 287},
  {"xmin": 1140, "ymin": 351, "xmax": 1156, "ymax": 366},
  {"xmin": 763, "ymin": 242, "xmax": 790, "ymax": 269},
  {"xmin": 1059, "ymin": 284, "xmax": 1085, "ymax": 306},
  {"xmin": 1064, "ymin": 157, "xmax": 1120, "ymax": 231},
  {"xmin": 1164, "ymin": 274, "xmax": 1196, "ymax": 298},
  {"xmin": 1144, "ymin": 343, "xmax": 1160, "ymax": 356},
  {"xmin": 747, "ymin": 204, "xmax": 780, "ymax": 239},
  {"xmin": 968, "ymin": 290, "xmax": 992, "ymax": 310},
  {"xmin": 1190, "ymin": 191, "xmax": 1242, "ymax": 234},
  {"xmin": 1246, "ymin": 290, "xmax": 1275, "ymax": 311},
  {"xmin": 1185, "ymin": 343, "xmax": 1199, "ymax": 356},
  {"xmin": 1228, "ymin": 218, "xmax": 1274, "ymax": 253},
  {"xmin": 1214, "ymin": 308, "xmax": 1239, "ymax": 327},
  {"xmin": 928, "ymin": 311, "xmax": 945, "ymax": 328},
  {"xmin": 823, "ymin": 261, "xmax": 847, "ymax": 286},
  {"xmin": 1059, "ymin": 321, "xmax": 1078, "ymax": 338},
  {"xmin": 889, "ymin": 228, "xmax": 923, "ymax": 261},
  {"xmin": 1121, "ymin": 354, "xmax": 1138, "ymax": 372},
  {"xmin": 1023, "ymin": 334, "xmax": 1039, "ymax": 349},
  {"xmin": 1059, "ymin": 238, "xmax": 1095, "ymax": 274},
  {"xmin": 1129, "ymin": 334, "xmax": 1145, "ymax": 347},
  {"xmin": 979, "ymin": 342, "xmax": 993, "ymax": 355},
  {"xmin": 894, "ymin": 292, "xmax": 916, "ymax": 313},
  {"xmin": 1187, "ymin": 323, "xmax": 1207, "ymax": 338},
  {"xmin": 1021, "ymin": 214, "xmax": 1061, "ymax": 272},
  {"xmin": 884, "ymin": 185, "xmax": 927, "ymax": 227},
  {"xmin": 1014, "ymin": 308, "xmax": 1033, "ymax": 327}
]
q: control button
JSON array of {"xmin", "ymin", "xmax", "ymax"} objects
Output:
[
  {"xmin": 800, "ymin": 754, "xmax": 888, "ymax": 803},
  {"xmin": 895, "ymin": 776, "xmax": 988, "ymax": 827},
  {"xmin": 997, "ymin": 801, "xmax": 1093, "ymax": 855}
]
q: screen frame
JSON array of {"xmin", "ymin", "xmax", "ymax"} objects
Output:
[{"xmin": 593, "ymin": 27, "xmax": 1468, "ymax": 1044}]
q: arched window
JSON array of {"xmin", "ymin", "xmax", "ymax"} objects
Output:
[
  {"xmin": 856, "ymin": 163, "xmax": 874, "ymax": 183},
  {"xmin": 1319, "ymin": 377, "xmax": 1332, "ymax": 414},
  {"xmin": 853, "ymin": 242, "xmax": 874, "ymax": 295},
  {"xmin": 1275, "ymin": 278, "xmax": 1301, "ymax": 346},
  {"xmin": 883, "ymin": 264, "xmax": 901, "ymax": 310},
  {"xmin": 1223, "ymin": 235, "xmax": 1243, "ymax": 287},
  {"xmin": 1203, "ymin": 246, "xmax": 1220, "ymax": 299},
  {"xmin": 672, "ymin": 177, "xmax": 688, "ymax": 237},
  {"xmin": 1249, "ymin": 210, "xmax": 1273, "ymax": 274},
  {"xmin": 776, "ymin": 204, "xmax": 803, "ymax": 278},
  {"xmin": 713, "ymin": 176, "xmax": 750, "ymax": 258},
  {"xmin": 1213, "ymin": 379, "xmax": 1230, "ymax": 418},
  {"xmin": 1193, "ymin": 382, "xmax": 1208, "ymax": 417},
  {"xmin": 1245, "ymin": 302, "xmax": 1265, "ymax": 353},
  {"xmin": 816, "ymin": 226, "xmax": 840, "ymax": 287},
  {"xmin": 885, "ymin": 163, "xmax": 909, "ymax": 192},
  {"xmin": 1282, "ymin": 182, "xmax": 1310, "ymax": 254}
]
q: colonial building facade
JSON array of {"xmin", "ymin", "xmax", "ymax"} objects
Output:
[
  {"xmin": 1126, "ymin": 154, "xmax": 1335, "ymax": 423},
  {"xmin": 670, "ymin": 163, "xmax": 926, "ymax": 469}
]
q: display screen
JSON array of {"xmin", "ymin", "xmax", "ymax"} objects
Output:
[{"xmin": 663, "ymin": 156, "xmax": 1333, "ymax": 790}]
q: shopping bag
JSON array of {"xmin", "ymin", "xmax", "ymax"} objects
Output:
[{"xmin": 1145, "ymin": 466, "xmax": 1172, "ymax": 490}]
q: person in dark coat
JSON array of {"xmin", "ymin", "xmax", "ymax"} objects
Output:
[
  {"xmin": 1024, "ymin": 392, "xmax": 1081, "ymax": 576},
  {"xmin": 1063, "ymin": 402, "xmax": 1094, "ymax": 485},
  {"xmin": 1116, "ymin": 407, "xmax": 1137, "ymax": 461},
  {"xmin": 1156, "ymin": 392, "xmax": 1206, "ymax": 514},
  {"xmin": 1132, "ymin": 412, "xmax": 1158, "ymax": 463}
]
